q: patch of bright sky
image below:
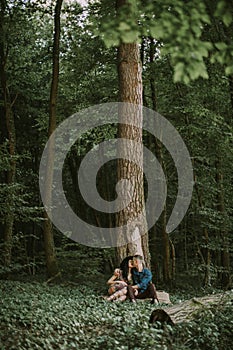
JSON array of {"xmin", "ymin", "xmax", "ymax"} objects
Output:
[
  {"xmin": 65, "ymin": 0, "xmax": 89, "ymax": 7},
  {"xmin": 76, "ymin": 0, "xmax": 88, "ymax": 6}
]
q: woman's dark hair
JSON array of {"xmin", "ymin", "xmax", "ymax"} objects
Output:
[{"xmin": 120, "ymin": 256, "xmax": 134, "ymax": 281}]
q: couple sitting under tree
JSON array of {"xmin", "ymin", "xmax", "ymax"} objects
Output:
[{"xmin": 107, "ymin": 255, "xmax": 159, "ymax": 304}]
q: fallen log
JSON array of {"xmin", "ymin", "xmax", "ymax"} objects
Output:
[{"xmin": 149, "ymin": 290, "xmax": 233, "ymax": 325}]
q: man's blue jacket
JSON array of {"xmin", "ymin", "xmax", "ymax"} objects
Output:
[{"xmin": 132, "ymin": 268, "xmax": 152, "ymax": 293}]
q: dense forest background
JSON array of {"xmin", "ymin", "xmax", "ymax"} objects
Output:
[
  {"xmin": 0, "ymin": 0, "xmax": 233, "ymax": 349},
  {"xmin": 0, "ymin": 0, "xmax": 232, "ymax": 292}
]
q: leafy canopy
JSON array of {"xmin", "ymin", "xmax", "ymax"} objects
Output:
[{"xmin": 96, "ymin": 0, "xmax": 233, "ymax": 83}]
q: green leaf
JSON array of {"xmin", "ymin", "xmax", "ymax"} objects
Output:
[
  {"xmin": 118, "ymin": 22, "xmax": 131, "ymax": 32},
  {"xmin": 150, "ymin": 23, "xmax": 164, "ymax": 39},
  {"xmin": 215, "ymin": 0, "xmax": 233, "ymax": 26},
  {"xmin": 173, "ymin": 62, "xmax": 185, "ymax": 82},
  {"xmin": 121, "ymin": 30, "xmax": 139, "ymax": 43},
  {"xmin": 215, "ymin": 0, "xmax": 227, "ymax": 15},
  {"xmin": 200, "ymin": 69, "xmax": 209, "ymax": 80},
  {"xmin": 215, "ymin": 42, "xmax": 228, "ymax": 51},
  {"xmin": 188, "ymin": 64, "xmax": 202, "ymax": 80},
  {"xmin": 102, "ymin": 34, "xmax": 120, "ymax": 48},
  {"xmin": 222, "ymin": 12, "xmax": 233, "ymax": 26},
  {"xmin": 225, "ymin": 65, "xmax": 233, "ymax": 75}
]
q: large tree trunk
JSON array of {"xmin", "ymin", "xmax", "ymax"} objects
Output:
[
  {"xmin": 43, "ymin": 0, "xmax": 63, "ymax": 278},
  {"xmin": 0, "ymin": 0, "xmax": 16, "ymax": 267},
  {"xmin": 116, "ymin": 0, "xmax": 149, "ymax": 267}
]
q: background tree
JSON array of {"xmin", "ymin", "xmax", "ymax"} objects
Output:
[
  {"xmin": 0, "ymin": 0, "xmax": 16, "ymax": 267},
  {"xmin": 42, "ymin": 0, "xmax": 63, "ymax": 279},
  {"xmin": 0, "ymin": 0, "xmax": 232, "ymax": 289}
]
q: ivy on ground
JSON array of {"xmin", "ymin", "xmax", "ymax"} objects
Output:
[{"xmin": 0, "ymin": 281, "xmax": 232, "ymax": 349}]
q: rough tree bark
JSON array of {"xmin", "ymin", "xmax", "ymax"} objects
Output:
[
  {"xmin": 43, "ymin": 0, "xmax": 63, "ymax": 278},
  {"xmin": 116, "ymin": 0, "xmax": 149, "ymax": 267}
]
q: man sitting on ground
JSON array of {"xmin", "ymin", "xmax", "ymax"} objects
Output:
[{"xmin": 128, "ymin": 255, "xmax": 159, "ymax": 304}]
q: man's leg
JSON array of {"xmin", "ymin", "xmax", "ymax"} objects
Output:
[
  {"xmin": 127, "ymin": 285, "xmax": 137, "ymax": 302},
  {"xmin": 136, "ymin": 283, "xmax": 159, "ymax": 303},
  {"xmin": 150, "ymin": 283, "xmax": 160, "ymax": 303}
]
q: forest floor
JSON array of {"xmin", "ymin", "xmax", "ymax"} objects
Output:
[{"xmin": 0, "ymin": 279, "xmax": 232, "ymax": 350}]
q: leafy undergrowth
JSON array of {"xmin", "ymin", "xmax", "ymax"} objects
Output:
[{"xmin": 0, "ymin": 280, "xmax": 232, "ymax": 350}]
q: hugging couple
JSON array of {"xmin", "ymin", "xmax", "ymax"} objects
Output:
[{"xmin": 107, "ymin": 255, "xmax": 159, "ymax": 304}]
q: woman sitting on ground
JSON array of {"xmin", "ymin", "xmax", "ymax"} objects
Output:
[
  {"xmin": 106, "ymin": 257, "xmax": 137, "ymax": 302},
  {"xmin": 106, "ymin": 268, "xmax": 128, "ymax": 302}
]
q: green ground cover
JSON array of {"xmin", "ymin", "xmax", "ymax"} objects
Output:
[{"xmin": 0, "ymin": 280, "xmax": 232, "ymax": 349}]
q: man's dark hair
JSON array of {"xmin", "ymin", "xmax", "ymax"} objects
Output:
[
  {"xmin": 133, "ymin": 255, "xmax": 144, "ymax": 261},
  {"xmin": 133, "ymin": 255, "xmax": 145, "ymax": 267}
]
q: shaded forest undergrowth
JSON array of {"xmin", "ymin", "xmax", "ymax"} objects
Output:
[{"xmin": 1, "ymin": 278, "xmax": 233, "ymax": 350}]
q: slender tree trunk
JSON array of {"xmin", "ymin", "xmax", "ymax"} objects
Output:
[
  {"xmin": 116, "ymin": 0, "xmax": 149, "ymax": 267},
  {"xmin": 183, "ymin": 219, "xmax": 189, "ymax": 271},
  {"xmin": 43, "ymin": 0, "xmax": 63, "ymax": 278},
  {"xmin": 0, "ymin": 0, "xmax": 16, "ymax": 267},
  {"xmin": 149, "ymin": 37, "xmax": 173, "ymax": 282},
  {"xmin": 228, "ymin": 75, "xmax": 233, "ymax": 116},
  {"xmin": 99, "ymin": 145, "xmax": 115, "ymax": 234},
  {"xmin": 203, "ymin": 227, "xmax": 211, "ymax": 286},
  {"xmin": 193, "ymin": 171, "xmax": 211, "ymax": 287},
  {"xmin": 215, "ymin": 157, "xmax": 231, "ymax": 288},
  {"xmin": 67, "ymin": 151, "xmax": 81, "ymax": 215}
]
